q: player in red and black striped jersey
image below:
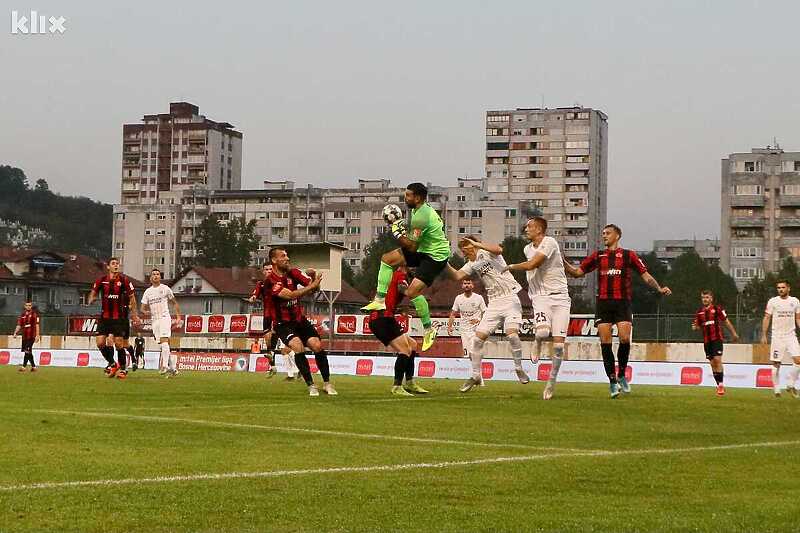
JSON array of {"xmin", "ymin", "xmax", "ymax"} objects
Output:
[
  {"xmin": 249, "ymin": 263, "xmax": 279, "ymax": 378},
  {"xmin": 88, "ymin": 257, "xmax": 140, "ymax": 379},
  {"xmin": 263, "ymin": 247, "xmax": 337, "ymax": 396},
  {"xmin": 13, "ymin": 301, "xmax": 40, "ymax": 372},
  {"xmin": 692, "ymin": 290, "xmax": 739, "ymax": 396},
  {"xmin": 368, "ymin": 267, "xmax": 427, "ymax": 396},
  {"xmin": 566, "ymin": 224, "xmax": 671, "ymax": 398}
]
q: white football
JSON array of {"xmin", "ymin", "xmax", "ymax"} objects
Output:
[{"xmin": 382, "ymin": 204, "xmax": 403, "ymax": 224}]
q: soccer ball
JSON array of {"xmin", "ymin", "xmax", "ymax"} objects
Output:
[{"xmin": 382, "ymin": 204, "xmax": 403, "ymax": 224}]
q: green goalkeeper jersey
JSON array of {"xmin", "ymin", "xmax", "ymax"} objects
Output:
[{"xmin": 410, "ymin": 203, "xmax": 450, "ymax": 261}]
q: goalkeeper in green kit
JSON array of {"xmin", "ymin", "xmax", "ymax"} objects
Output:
[{"xmin": 362, "ymin": 183, "xmax": 451, "ymax": 351}]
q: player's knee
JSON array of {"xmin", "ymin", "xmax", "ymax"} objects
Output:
[
  {"xmin": 507, "ymin": 334, "xmax": 522, "ymax": 350},
  {"xmin": 535, "ymin": 325, "xmax": 551, "ymax": 340}
]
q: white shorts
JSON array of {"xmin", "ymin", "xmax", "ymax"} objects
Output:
[
  {"xmin": 531, "ymin": 294, "xmax": 572, "ymax": 338},
  {"xmin": 460, "ymin": 330, "xmax": 477, "ymax": 357},
  {"xmin": 476, "ymin": 295, "xmax": 523, "ymax": 336},
  {"xmin": 770, "ymin": 336, "xmax": 800, "ymax": 362},
  {"xmin": 151, "ymin": 316, "xmax": 172, "ymax": 340}
]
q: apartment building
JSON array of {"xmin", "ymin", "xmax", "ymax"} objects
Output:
[
  {"xmin": 114, "ymin": 102, "xmax": 243, "ymax": 279},
  {"xmin": 652, "ymin": 239, "xmax": 721, "ymax": 270},
  {"xmin": 721, "ymin": 146, "xmax": 800, "ymax": 288},
  {"xmin": 484, "ymin": 106, "xmax": 609, "ymax": 297}
]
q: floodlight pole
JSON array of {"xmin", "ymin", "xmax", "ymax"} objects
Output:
[{"xmin": 320, "ymin": 290, "xmax": 340, "ymax": 348}]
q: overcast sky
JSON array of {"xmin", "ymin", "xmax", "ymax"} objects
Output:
[{"xmin": 3, "ymin": 0, "xmax": 799, "ymax": 248}]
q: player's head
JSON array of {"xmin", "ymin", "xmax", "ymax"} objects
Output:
[
  {"xmin": 461, "ymin": 278, "xmax": 474, "ymax": 295},
  {"xmin": 777, "ymin": 279, "xmax": 791, "ymax": 297},
  {"xmin": 458, "ymin": 235, "xmax": 480, "ymax": 261},
  {"xmin": 602, "ymin": 224, "xmax": 622, "ymax": 247},
  {"xmin": 404, "ymin": 182, "xmax": 427, "ymax": 209},
  {"xmin": 23, "ymin": 300, "xmax": 32, "ymax": 311},
  {"xmin": 700, "ymin": 289, "xmax": 714, "ymax": 306},
  {"xmin": 524, "ymin": 217, "xmax": 547, "ymax": 241},
  {"xmin": 269, "ymin": 247, "xmax": 290, "ymax": 271},
  {"xmin": 107, "ymin": 257, "xmax": 120, "ymax": 274},
  {"xmin": 261, "ymin": 263, "xmax": 273, "ymax": 277},
  {"xmin": 150, "ymin": 268, "xmax": 162, "ymax": 285}
]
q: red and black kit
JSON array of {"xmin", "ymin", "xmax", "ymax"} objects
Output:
[
  {"xmin": 91, "ymin": 273, "xmax": 135, "ymax": 338},
  {"xmin": 580, "ymin": 248, "xmax": 648, "ymax": 324},
  {"xmin": 263, "ymin": 268, "xmax": 320, "ymax": 346},
  {"xmin": 18, "ymin": 309, "xmax": 39, "ymax": 352},
  {"xmin": 695, "ymin": 304, "xmax": 727, "ymax": 359},
  {"xmin": 369, "ymin": 270, "xmax": 407, "ymax": 346}
]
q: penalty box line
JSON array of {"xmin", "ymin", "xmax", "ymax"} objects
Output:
[
  {"xmin": 27, "ymin": 409, "xmax": 594, "ymax": 453},
  {"xmin": 2, "ymin": 439, "xmax": 798, "ymax": 493}
]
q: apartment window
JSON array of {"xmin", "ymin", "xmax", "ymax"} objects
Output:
[
  {"xmin": 512, "ymin": 129, "xmax": 525, "ymax": 136},
  {"xmin": 782, "ymin": 184, "xmax": 800, "ymax": 195},
  {"xmin": 332, "ymin": 211, "xmax": 345, "ymax": 219},
  {"xmin": 733, "ymin": 247, "xmax": 762, "ymax": 258},
  {"xmin": 144, "ymin": 229, "xmax": 153, "ymax": 236},
  {"xmin": 731, "ymin": 208, "xmax": 755, "ymax": 216},
  {"xmin": 487, "ymin": 115, "xmax": 509, "ymax": 123},
  {"xmin": 346, "ymin": 227, "xmax": 360, "ymax": 235},
  {"xmin": 510, "ymin": 142, "xmax": 527, "ymax": 150},
  {"xmin": 457, "ymin": 195, "xmax": 466, "ymax": 202},
  {"xmin": 204, "ymin": 299, "xmax": 213, "ymax": 314},
  {"xmin": 115, "ymin": 242, "xmax": 124, "ymax": 250},
  {"xmin": 744, "ymin": 161, "xmax": 756, "ymax": 172},
  {"xmin": 733, "ymin": 184, "xmax": 762, "ymax": 195},
  {"xmin": 795, "ymin": 161, "xmax": 800, "ymax": 171},
  {"xmin": 563, "ymin": 241, "xmax": 588, "ymax": 250},
  {"xmin": 733, "ymin": 267, "xmax": 762, "ymax": 280},
  {"xmin": 156, "ymin": 243, "xmax": 166, "ymax": 250},
  {"xmin": 487, "ymin": 142, "xmax": 509, "ymax": 150},
  {"xmin": 549, "ymin": 199, "xmax": 563, "ymax": 207},
  {"xmin": 578, "ymin": 112, "xmax": 589, "ymax": 119},
  {"xmin": 458, "ymin": 227, "xmax": 467, "ymax": 234},
  {"xmin": 486, "ymin": 128, "xmax": 502, "ymax": 136},
  {"xmin": 328, "ymin": 227, "xmax": 345, "ymax": 235},
  {"xmin": 471, "ymin": 210, "xmax": 481, "ymax": 217},
  {"xmin": 157, "ymin": 214, "xmax": 167, "ymax": 220},
  {"xmin": 115, "ymin": 213, "xmax": 125, "ymax": 220},
  {"xmin": 348, "ymin": 242, "xmax": 361, "ymax": 251},
  {"xmin": 505, "ymin": 209, "xmax": 516, "ymax": 218},
  {"xmin": 549, "ymin": 185, "xmax": 563, "ymax": 192},
  {"xmin": 62, "ymin": 296, "xmax": 75, "ymax": 306}
]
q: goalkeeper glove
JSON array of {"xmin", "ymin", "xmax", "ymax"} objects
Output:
[{"xmin": 391, "ymin": 220, "xmax": 407, "ymax": 239}]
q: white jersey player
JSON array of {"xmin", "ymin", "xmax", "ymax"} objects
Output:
[
  {"xmin": 140, "ymin": 269, "xmax": 181, "ymax": 376},
  {"xmin": 507, "ymin": 217, "xmax": 571, "ymax": 400},
  {"xmin": 760, "ymin": 280, "xmax": 800, "ymax": 397},
  {"xmin": 447, "ymin": 279, "xmax": 486, "ymax": 359},
  {"xmin": 447, "ymin": 235, "xmax": 530, "ymax": 391}
]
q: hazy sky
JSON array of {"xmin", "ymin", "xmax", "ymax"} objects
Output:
[{"xmin": 3, "ymin": 0, "xmax": 799, "ymax": 248}]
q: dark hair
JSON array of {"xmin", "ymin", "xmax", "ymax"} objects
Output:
[
  {"xmin": 530, "ymin": 216, "xmax": 548, "ymax": 232},
  {"xmin": 269, "ymin": 247, "xmax": 286, "ymax": 261},
  {"xmin": 777, "ymin": 279, "xmax": 790, "ymax": 287},
  {"xmin": 151, "ymin": 268, "xmax": 162, "ymax": 276},
  {"xmin": 108, "ymin": 257, "xmax": 120, "ymax": 264},
  {"xmin": 604, "ymin": 224, "xmax": 622, "ymax": 237},
  {"xmin": 458, "ymin": 235, "xmax": 481, "ymax": 248},
  {"xmin": 701, "ymin": 289, "xmax": 713, "ymax": 297},
  {"xmin": 406, "ymin": 182, "xmax": 428, "ymax": 201}
]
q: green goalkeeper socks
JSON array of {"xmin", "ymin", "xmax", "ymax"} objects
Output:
[
  {"xmin": 411, "ymin": 295, "xmax": 431, "ymax": 329},
  {"xmin": 376, "ymin": 261, "xmax": 394, "ymax": 298}
]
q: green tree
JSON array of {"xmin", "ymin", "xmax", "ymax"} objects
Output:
[
  {"xmin": 352, "ymin": 232, "xmax": 398, "ymax": 296},
  {"xmin": 194, "ymin": 215, "xmax": 259, "ymax": 267},
  {"xmin": 740, "ymin": 257, "xmax": 800, "ymax": 314},
  {"xmin": 631, "ymin": 252, "xmax": 669, "ymax": 314},
  {"xmin": 500, "ymin": 235, "xmax": 529, "ymax": 288},
  {"xmin": 661, "ymin": 250, "xmax": 738, "ymax": 314},
  {"xmin": 34, "ymin": 178, "xmax": 50, "ymax": 192},
  {"xmin": 341, "ymin": 257, "xmax": 356, "ymax": 288}
]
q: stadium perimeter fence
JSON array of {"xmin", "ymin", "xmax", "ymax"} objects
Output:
[{"xmin": 0, "ymin": 314, "xmax": 765, "ymax": 344}]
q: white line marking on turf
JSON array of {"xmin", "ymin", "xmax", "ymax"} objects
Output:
[
  {"xmin": 28, "ymin": 409, "xmax": 591, "ymax": 453},
  {"xmin": 2, "ymin": 439, "xmax": 798, "ymax": 492}
]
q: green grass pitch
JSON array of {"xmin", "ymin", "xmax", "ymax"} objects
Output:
[{"xmin": 0, "ymin": 367, "xmax": 797, "ymax": 533}]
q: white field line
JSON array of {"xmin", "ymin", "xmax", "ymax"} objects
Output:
[
  {"xmin": 27, "ymin": 409, "xmax": 592, "ymax": 453},
  {"xmin": 2, "ymin": 439, "xmax": 798, "ymax": 492}
]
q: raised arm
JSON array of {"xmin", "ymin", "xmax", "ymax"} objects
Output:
[
  {"xmin": 467, "ymin": 237, "xmax": 502, "ymax": 256},
  {"xmin": 277, "ymin": 273, "xmax": 322, "ymax": 300},
  {"xmin": 508, "ymin": 253, "xmax": 545, "ymax": 273},
  {"xmin": 446, "ymin": 263, "xmax": 469, "ymax": 281}
]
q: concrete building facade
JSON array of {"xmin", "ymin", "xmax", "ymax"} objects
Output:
[
  {"xmin": 652, "ymin": 239, "xmax": 721, "ymax": 270},
  {"xmin": 721, "ymin": 147, "xmax": 800, "ymax": 288}
]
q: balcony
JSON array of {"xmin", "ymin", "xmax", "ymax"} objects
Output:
[
  {"xmin": 779, "ymin": 195, "xmax": 800, "ymax": 207},
  {"xmin": 778, "ymin": 217, "xmax": 800, "ymax": 228},
  {"xmin": 188, "ymin": 144, "xmax": 205, "ymax": 154},
  {"xmin": 730, "ymin": 195, "xmax": 765, "ymax": 207},
  {"xmin": 121, "ymin": 189, "xmax": 140, "ymax": 196},
  {"xmin": 730, "ymin": 217, "xmax": 766, "ymax": 228},
  {"xmin": 122, "ymin": 158, "xmax": 140, "ymax": 168}
]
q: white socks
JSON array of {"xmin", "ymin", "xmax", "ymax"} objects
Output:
[
  {"xmin": 159, "ymin": 342, "xmax": 170, "ymax": 370},
  {"xmin": 471, "ymin": 336, "xmax": 485, "ymax": 379},
  {"xmin": 772, "ymin": 366, "xmax": 781, "ymax": 393},
  {"xmin": 531, "ymin": 339, "xmax": 542, "ymax": 364},
  {"xmin": 550, "ymin": 343, "xmax": 565, "ymax": 384},
  {"xmin": 508, "ymin": 335, "xmax": 524, "ymax": 371},
  {"xmin": 283, "ymin": 351, "xmax": 298, "ymax": 377}
]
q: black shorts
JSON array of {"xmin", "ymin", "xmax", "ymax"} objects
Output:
[
  {"xmin": 704, "ymin": 340, "xmax": 724, "ymax": 359},
  {"xmin": 275, "ymin": 318, "xmax": 319, "ymax": 347},
  {"xmin": 21, "ymin": 338, "xmax": 34, "ymax": 352},
  {"xmin": 596, "ymin": 299, "xmax": 632, "ymax": 325},
  {"xmin": 402, "ymin": 249, "xmax": 448, "ymax": 287},
  {"xmin": 370, "ymin": 316, "xmax": 404, "ymax": 346},
  {"xmin": 97, "ymin": 318, "xmax": 130, "ymax": 339}
]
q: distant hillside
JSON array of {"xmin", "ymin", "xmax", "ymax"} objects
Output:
[{"xmin": 0, "ymin": 165, "xmax": 112, "ymax": 258}]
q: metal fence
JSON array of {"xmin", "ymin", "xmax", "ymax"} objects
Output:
[
  {"xmin": 0, "ymin": 315, "xmax": 71, "ymax": 336},
  {"xmin": 631, "ymin": 314, "xmax": 763, "ymax": 343}
]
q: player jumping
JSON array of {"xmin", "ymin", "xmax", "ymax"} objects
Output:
[
  {"xmin": 506, "ymin": 217, "xmax": 571, "ymax": 400},
  {"xmin": 447, "ymin": 236, "xmax": 530, "ymax": 392},
  {"xmin": 447, "ymin": 279, "xmax": 486, "ymax": 360},
  {"xmin": 140, "ymin": 268, "xmax": 181, "ymax": 377},
  {"xmin": 368, "ymin": 267, "xmax": 428, "ymax": 396},
  {"xmin": 87, "ymin": 257, "xmax": 140, "ymax": 380},
  {"xmin": 760, "ymin": 280, "xmax": 800, "ymax": 398},
  {"xmin": 692, "ymin": 290, "xmax": 739, "ymax": 396},
  {"xmin": 362, "ymin": 183, "xmax": 451, "ymax": 351},
  {"xmin": 249, "ymin": 263, "xmax": 279, "ymax": 378},
  {"xmin": 565, "ymin": 224, "xmax": 671, "ymax": 398}
]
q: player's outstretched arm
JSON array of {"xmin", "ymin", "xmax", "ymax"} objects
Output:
[
  {"xmin": 725, "ymin": 319, "xmax": 740, "ymax": 343},
  {"xmin": 467, "ymin": 238, "xmax": 502, "ymax": 256},
  {"xmin": 564, "ymin": 262, "xmax": 584, "ymax": 278},
  {"xmin": 447, "ymin": 264, "xmax": 468, "ymax": 281},
  {"xmin": 87, "ymin": 288, "xmax": 98, "ymax": 306},
  {"xmin": 507, "ymin": 252, "xmax": 546, "ymax": 273},
  {"xmin": 641, "ymin": 272, "xmax": 671, "ymax": 296}
]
